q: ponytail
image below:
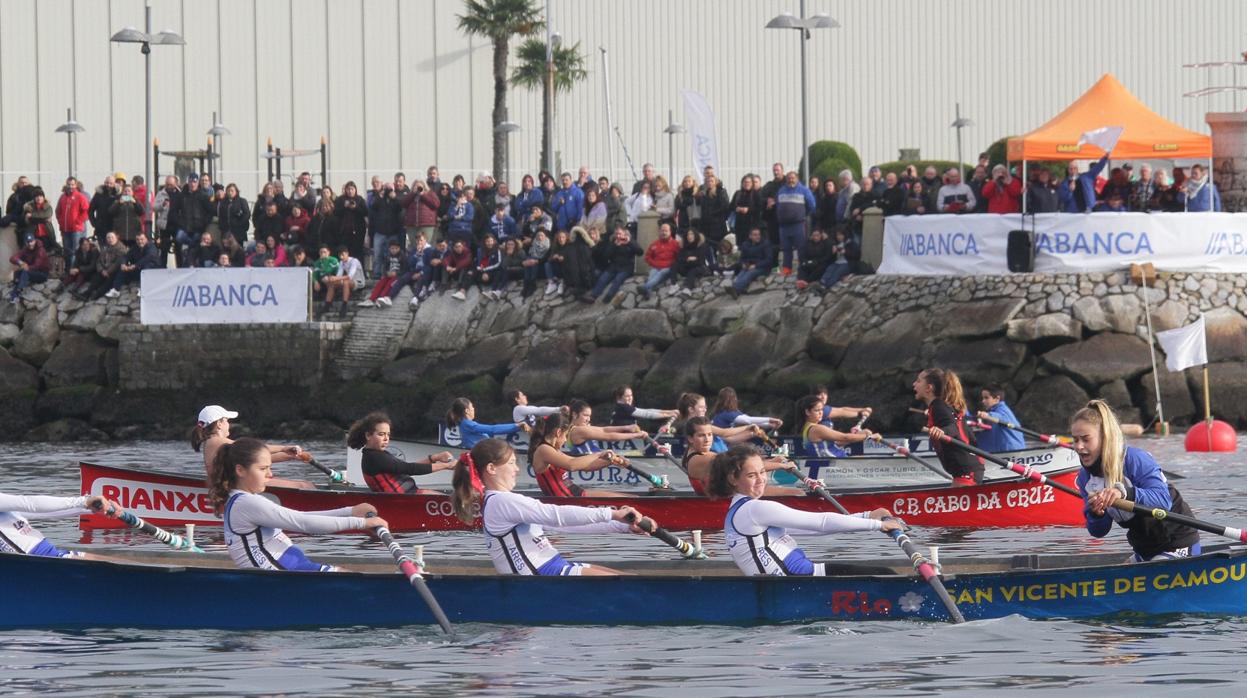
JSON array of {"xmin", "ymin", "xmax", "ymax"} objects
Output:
[
  {"xmin": 190, "ymin": 418, "xmax": 225, "ymax": 452},
  {"xmin": 1071, "ymin": 399, "xmax": 1125, "ymax": 487},
  {"xmin": 206, "ymin": 437, "xmax": 269, "ymax": 516},
  {"xmin": 445, "ymin": 397, "xmax": 471, "ymax": 428},
  {"xmin": 347, "ymin": 411, "xmax": 390, "ymax": 449},
  {"xmin": 527, "ymin": 412, "xmax": 570, "ymax": 467},
  {"xmin": 795, "ymin": 395, "xmax": 821, "ymax": 425},
  {"xmin": 451, "ymin": 438, "xmax": 515, "ymax": 523},
  {"xmin": 942, "ymin": 370, "xmax": 968, "ymax": 414}
]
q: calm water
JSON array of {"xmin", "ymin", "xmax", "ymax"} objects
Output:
[{"xmin": 3, "ymin": 436, "xmax": 1246, "ymax": 695}]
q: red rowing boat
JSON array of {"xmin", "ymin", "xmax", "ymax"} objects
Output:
[{"xmin": 79, "ymin": 461, "xmax": 1083, "ymax": 532}]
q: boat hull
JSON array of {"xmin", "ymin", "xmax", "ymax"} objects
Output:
[
  {"xmin": 79, "ymin": 461, "xmax": 1084, "ymax": 532},
  {"xmin": 4, "ymin": 548, "xmax": 1246, "ymax": 629}
]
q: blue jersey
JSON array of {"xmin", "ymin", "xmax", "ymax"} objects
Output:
[{"xmin": 975, "ymin": 402, "xmax": 1026, "ymax": 453}]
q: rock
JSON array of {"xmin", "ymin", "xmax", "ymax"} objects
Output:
[
  {"xmin": 1192, "ymin": 363, "xmax": 1247, "ymax": 427},
  {"xmin": 317, "ymin": 381, "xmax": 437, "ymax": 436},
  {"xmin": 21, "ymin": 418, "xmax": 109, "ymax": 442},
  {"xmin": 487, "ymin": 302, "xmax": 528, "ymax": 336},
  {"xmin": 378, "ymin": 353, "xmax": 431, "ymax": 388},
  {"xmin": 685, "ymin": 297, "xmax": 747, "ymax": 336},
  {"xmin": 809, "ymin": 294, "xmax": 872, "ymax": 365},
  {"xmin": 836, "ymin": 311, "xmax": 929, "ymax": 381},
  {"xmin": 0, "ymin": 346, "xmax": 39, "ymax": 393},
  {"xmin": 700, "ymin": 326, "xmax": 777, "ymax": 391},
  {"xmin": 1203, "ymin": 307, "xmax": 1247, "ymax": 362},
  {"xmin": 1139, "ymin": 369, "xmax": 1196, "ymax": 425},
  {"xmin": 1149, "ymin": 300, "xmax": 1189, "ymax": 332},
  {"xmin": 65, "ymin": 303, "xmax": 106, "ymax": 331},
  {"xmin": 595, "ymin": 309, "xmax": 674, "ymax": 348},
  {"xmin": 1005, "ymin": 313, "xmax": 1082, "ymax": 342},
  {"xmin": 1039, "ymin": 332, "xmax": 1153, "ymax": 387},
  {"xmin": 94, "ymin": 315, "xmax": 133, "ymax": 344},
  {"xmin": 928, "ymin": 297, "xmax": 1025, "ymax": 340},
  {"xmin": 425, "ymin": 333, "xmax": 518, "ymax": 385},
  {"xmin": 1071, "ymin": 297, "xmax": 1110, "ymax": 332},
  {"xmin": 770, "ymin": 306, "xmax": 813, "ymax": 367},
  {"xmin": 39, "ymin": 331, "xmax": 110, "ymax": 388},
  {"xmin": 1100, "ymin": 294, "xmax": 1142, "ymax": 333},
  {"xmin": 1015, "ymin": 375, "xmax": 1090, "ymax": 434},
  {"xmin": 35, "ymin": 384, "xmax": 101, "ymax": 421},
  {"xmin": 567, "ymin": 347, "xmax": 654, "ymax": 402},
  {"xmin": 930, "ymin": 337, "xmax": 1027, "ymax": 387},
  {"xmin": 422, "ymin": 374, "xmax": 505, "ymax": 426},
  {"xmin": 765, "ymin": 358, "xmax": 838, "ymax": 397},
  {"xmin": 1097, "ymin": 379, "xmax": 1133, "ymax": 411},
  {"xmin": 0, "ymin": 322, "xmax": 18, "ymax": 347},
  {"xmin": 400, "ymin": 293, "xmax": 472, "ymax": 352},
  {"xmin": 639, "ymin": 336, "xmax": 715, "ymax": 403},
  {"xmin": 503, "ymin": 337, "xmax": 581, "ymax": 399},
  {"xmin": 11, "ymin": 303, "xmax": 59, "ymax": 366},
  {"xmin": 0, "ymin": 301, "xmax": 19, "ymax": 324}
]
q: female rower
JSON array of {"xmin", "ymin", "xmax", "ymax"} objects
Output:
[
  {"xmin": 0, "ymin": 491, "xmax": 122, "ymax": 559},
  {"xmin": 914, "ymin": 368, "xmax": 983, "ymax": 485},
  {"xmin": 1072, "ymin": 400, "xmax": 1200, "ymax": 562},
  {"xmin": 809, "ymin": 384, "xmax": 872, "ymax": 427},
  {"xmin": 707, "ymin": 444, "xmax": 901, "ymax": 576},
  {"xmin": 608, "ymin": 385, "xmax": 679, "ymax": 427},
  {"xmin": 797, "ymin": 395, "xmax": 877, "ymax": 459},
  {"xmin": 675, "ymin": 391, "xmax": 758, "ymax": 453},
  {"xmin": 566, "ymin": 398, "xmax": 647, "ymax": 455},
  {"xmin": 507, "ymin": 389, "xmax": 563, "ymax": 427},
  {"xmin": 208, "ymin": 438, "xmax": 388, "ymax": 572},
  {"xmin": 445, "ymin": 397, "xmax": 529, "ymax": 449},
  {"xmin": 347, "ymin": 412, "xmax": 454, "ymax": 493},
  {"xmin": 710, "ymin": 387, "xmax": 783, "ymax": 431},
  {"xmin": 451, "ymin": 438, "xmax": 653, "ymax": 576},
  {"xmin": 682, "ymin": 417, "xmax": 803, "ymax": 496},
  {"xmin": 530, "ymin": 413, "xmax": 629, "ymax": 498},
  {"xmin": 190, "ymin": 404, "xmax": 313, "ymax": 490}
]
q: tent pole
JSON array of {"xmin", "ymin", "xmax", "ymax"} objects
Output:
[{"xmin": 1021, "ymin": 158, "xmax": 1028, "ymax": 213}]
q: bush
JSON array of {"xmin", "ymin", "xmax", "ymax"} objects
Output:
[
  {"xmin": 812, "ymin": 158, "xmax": 853, "ymax": 185},
  {"xmin": 985, "ymin": 137, "xmax": 1013, "ymax": 170},
  {"xmin": 800, "ymin": 141, "xmax": 862, "ymax": 180}
]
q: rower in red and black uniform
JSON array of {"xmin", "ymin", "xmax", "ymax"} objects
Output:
[
  {"xmin": 530, "ymin": 412, "xmax": 629, "ymax": 498},
  {"xmin": 347, "ymin": 412, "xmax": 455, "ymax": 493},
  {"xmin": 682, "ymin": 417, "xmax": 803, "ymax": 497},
  {"xmin": 914, "ymin": 368, "xmax": 984, "ymax": 485}
]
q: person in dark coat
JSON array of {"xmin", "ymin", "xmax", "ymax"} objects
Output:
[
  {"xmin": 581, "ymin": 226, "xmax": 642, "ymax": 304},
  {"xmin": 216, "ymin": 183, "xmax": 251, "ymax": 244},
  {"xmin": 335, "ymin": 181, "xmax": 368, "ymax": 261},
  {"xmin": 695, "ymin": 175, "xmax": 731, "ymax": 244},
  {"xmin": 109, "ymin": 185, "xmax": 145, "ymax": 245},
  {"xmin": 88, "ymin": 176, "xmax": 120, "ymax": 237},
  {"xmin": 674, "ymin": 228, "xmax": 712, "ymax": 293}
]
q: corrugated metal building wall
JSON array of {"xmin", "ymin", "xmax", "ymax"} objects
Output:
[{"xmin": 0, "ymin": 0, "xmax": 1242, "ymax": 195}]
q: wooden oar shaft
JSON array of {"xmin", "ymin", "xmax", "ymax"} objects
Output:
[
  {"xmin": 102, "ymin": 505, "xmax": 204, "ymax": 553},
  {"xmin": 375, "ymin": 525, "xmax": 454, "ymax": 634},
  {"xmin": 298, "ymin": 453, "xmax": 351, "ymax": 485},
  {"xmin": 621, "ymin": 461, "xmax": 669, "ymax": 489},
  {"xmin": 875, "ymin": 438, "xmax": 954, "ymax": 481},
  {"xmin": 849, "ymin": 412, "xmax": 870, "ymax": 434},
  {"xmin": 976, "ymin": 414, "xmax": 1072, "ymax": 449},
  {"xmin": 627, "ymin": 513, "xmax": 704, "ymax": 558},
  {"xmin": 925, "ymin": 429, "xmax": 1081, "ymax": 497}
]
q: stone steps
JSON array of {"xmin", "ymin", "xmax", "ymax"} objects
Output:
[{"xmin": 329, "ymin": 286, "xmax": 415, "ymax": 380}]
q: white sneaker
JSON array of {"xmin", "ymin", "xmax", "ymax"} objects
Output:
[
  {"xmin": 378, "ymin": 297, "xmax": 393, "ymax": 307},
  {"xmin": 104, "ymin": 289, "xmax": 120, "ymax": 299},
  {"xmin": 451, "ymin": 290, "xmax": 466, "ymax": 300},
  {"xmin": 358, "ymin": 299, "xmax": 375, "ymax": 307},
  {"xmin": 679, "ymin": 287, "xmax": 692, "ymax": 297},
  {"xmin": 545, "ymin": 280, "xmax": 558, "ymax": 295},
  {"xmin": 556, "ymin": 281, "xmax": 564, "ymax": 294},
  {"xmin": 409, "ymin": 296, "xmax": 420, "ymax": 309}
]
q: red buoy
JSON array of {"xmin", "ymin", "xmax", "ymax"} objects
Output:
[{"xmin": 1184, "ymin": 420, "xmax": 1238, "ymax": 452}]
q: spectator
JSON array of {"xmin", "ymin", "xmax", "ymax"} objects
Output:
[
  {"xmin": 551, "ymin": 172, "xmax": 585, "ymax": 232},
  {"xmin": 820, "ymin": 227, "xmax": 857, "ymax": 289},
  {"xmin": 652, "ymin": 176, "xmax": 676, "ymax": 225},
  {"xmin": 521, "ymin": 203, "xmax": 552, "ymax": 243},
  {"xmin": 759, "ymin": 162, "xmax": 785, "ymax": 252},
  {"xmin": 289, "ymin": 178, "xmax": 317, "ymax": 218},
  {"xmin": 674, "ymin": 228, "xmax": 712, "ymax": 295},
  {"xmin": 189, "ymin": 231, "xmax": 222, "ymax": 268},
  {"xmin": 446, "ymin": 189, "xmax": 475, "ymax": 246},
  {"xmin": 674, "ymin": 175, "xmax": 699, "ymax": 233},
  {"xmin": 245, "ymin": 240, "xmax": 274, "ymax": 267},
  {"xmin": 966, "ymin": 165, "xmax": 989, "ymax": 213},
  {"xmin": 796, "ymin": 227, "xmax": 831, "ymax": 291},
  {"xmin": 220, "ymin": 233, "xmax": 246, "ymax": 268},
  {"xmin": 510, "ymin": 174, "xmax": 543, "ymax": 223},
  {"xmin": 109, "ymin": 185, "xmax": 144, "ymax": 246},
  {"xmin": 263, "ymin": 234, "xmax": 288, "ymax": 266},
  {"xmin": 131, "ymin": 175, "xmax": 150, "ymax": 233},
  {"xmin": 774, "ymin": 171, "xmax": 815, "ymax": 275},
  {"xmin": 152, "ymin": 175, "xmax": 182, "ymax": 266},
  {"xmin": 112, "ymin": 230, "xmax": 159, "ymax": 296},
  {"xmin": 1026, "ymin": 168, "xmax": 1061, "ymax": 213},
  {"xmin": 731, "ymin": 175, "xmax": 763, "ymax": 240},
  {"xmin": 361, "ymin": 239, "xmax": 407, "ymax": 308},
  {"xmin": 918, "ymin": 166, "xmax": 943, "ymax": 212},
  {"xmin": 1149, "ymin": 170, "xmax": 1181, "ymax": 212},
  {"xmin": 639, "ymin": 221, "xmax": 680, "ymax": 300},
  {"xmin": 1060, "ymin": 155, "xmax": 1109, "ymax": 213},
  {"xmin": 1182, "ymin": 163, "xmax": 1222, "ymax": 212},
  {"xmin": 441, "ymin": 239, "xmax": 473, "ymax": 292},
  {"xmin": 88, "ymin": 175, "xmax": 119, "ymax": 238},
  {"xmin": 420, "ymin": 238, "xmax": 448, "ymax": 295},
  {"xmin": 936, "ymin": 168, "xmax": 976, "ymax": 213},
  {"xmin": 1, "ymin": 176, "xmax": 35, "ymax": 228},
  {"xmin": 729, "ymin": 227, "xmax": 773, "ymax": 298},
  {"xmin": 252, "ymin": 200, "xmax": 284, "ymax": 247},
  {"xmin": 282, "ymin": 203, "xmax": 311, "ymax": 248},
  {"xmin": 980, "ymin": 165, "xmax": 1022, "ymax": 213},
  {"xmin": 7, "ymin": 235, "xmax": 49, "ymax": 304},
  {"xmin": 834, "ymin": 170, "xmax": 859, "ymax": 224},
  {"xmin": 64, "ymin": 236, "xmax": 99, "ymax": 295},
  {"xmin": 252, "ymin": 181, "xmax": 287, "ymax": 225},
  {"xmin": 497, "ymin": 236, "xmax": 525, "ymax": 297},
  {"xmin": 306, "ymin": 197, "xmax": 338, "ymax": 252},
  {"xmin": 812, "ymin": 179, "xmax": 838, "ymax": 230},
  {"xmin": 581, "ymin": 226, "xmax": 642, "ymax": 305},
  {"xmin": 623, "ymin": 180, "xmax": 652, "ymax": 237},
  {"xmin": 560, "ymin": 225, "xmax": 598, "ymax": 299},
  {"xmin": 544, "ymin": 228, "xmax": 570, "ymax": 296},
  {"xmin": 903, "ymin": 181, "xmax": 929, "ymax": 215},
  {"xmin": 453, "ymin": 233, "xmax": 502, "ymax": 301},
  {"xmin": 178, "ymin": 176, "xmax": 212, "ymax": 265},
  {"xmin": 632, "ymin": 163, "xmax": 657, "ymax": 195},
  {"xmin": 369, "ymin": 182, "xmax": 403, "ymax": 277},
  {"xmin": 389, "ymin": 233, "xmax": 429, "ymax": 308},
  {"xmin": 604, "ymin": 183, "xmax": 628, "ymax": 233},
  {"xmin": 876, "ymin": 172, "xmax": 905, "ymax": 216},
  {"xmin": 1129, "ymin": 164, "xmax": 1156, "ymax": 211},
  {"xmin": 398, "ymin": 176, "xmax": 440, "ymax": 247},
  {"xmin": 580, "ymin": 187, "xmax": 608, "ymax": 236},
  {"xmin": 847, "ymin": 176, "xmax": 878, "ymax": 239},
  {"xmin": 695, "ymin": 174, "xmax": 731, "ymax": 244},
  {"xmin": 214, "ymin": 183, "xmax": 250, "ymax": 245},
  {"xmin": 1092, "ymin": 191, "xmax": 1127, "ymax": 212},
  {"xmin": 488, "ymin": 203, "xmax": 518, "ymax": 243},
  {"xmin": 900, "ymin": 164, "xmax": 919, "ymax": 187},
  {"xmin": 322, "ymin": 246, "xmax": 363, "ymax": 317},
  {"xmin": 55, "ymin": 177, "xmax": 90, "ymax": 264},
  {"xmin": 521, "ymin": 228, "xmax": 549, "ymax": 298},
  {"xmin": 20, "ymin": 188, "xmax": 58, "ymax": 253},
  {"xmin": 335, "ymin": 181, "xmax": 368, "ymax": 262},
  {"xmin": 80, "ymin": 231, "xmax": 128, "ymax": 300},
  {"xmin": 867, "ymin": 165, "xmax": 884, "ymax": 191},
  {"xmin": 1100, "ymin": 167, "xmax": 1132, "ymax": 206},
  {"xmin": 311, "ymin": 244, "xmax": 339, "ymax": 317}
]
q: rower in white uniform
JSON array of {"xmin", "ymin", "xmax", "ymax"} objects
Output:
[{"xmin": 0, "ymin": 491, "xmax": 122, "ymax": 559}]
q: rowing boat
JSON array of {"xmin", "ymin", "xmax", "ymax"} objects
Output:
[
  {"xmin": 5, "ymin": 545, "xmax": 1245, "ymax": 628},
  {"xmin": 79, "ymin": 459, "xmax": 1084, "ymax": 532}
]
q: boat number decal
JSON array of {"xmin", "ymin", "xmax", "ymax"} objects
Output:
[
  {"xmin": 90, "ymin": 478, "xmax": 219, "ymax": 522},
  {"xmin": 891, "ymin": 486, "xmax": 1055, "ymax": 516},
  {"xmin": 946, "ymin": 563, "xmax": 1246, "ymax": 606}
]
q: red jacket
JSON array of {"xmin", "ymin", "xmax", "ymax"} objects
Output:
[
  {"xmin": 644, "ymin": 237, "xmax": 681, "ymax": 270},
  {"xmin": 981, "ymin": 178, "xmax": 1023, "ymax": 214},
  {"xmin": 400, "ymin": 187, "xmax": 441, "ymax": 228},
  {"xmin": 56, "ymin": 190, "xmax": 90, "ymax": 232},
  {"xmin": 10, "ymin": 239, "xmax": 50, "ymax": 273}
]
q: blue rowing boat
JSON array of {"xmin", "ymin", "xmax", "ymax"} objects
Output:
[{"xmin": 3, "ymin": 546, "xmax": 1245, "ymax": 628}]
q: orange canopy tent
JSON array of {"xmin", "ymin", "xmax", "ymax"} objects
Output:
[{"xmin": 1007, "ymin": 74, "xmax": 1211, "ymax": 161}]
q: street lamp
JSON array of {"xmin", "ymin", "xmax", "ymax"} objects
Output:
[
  {"xmin": 207, "ymin": 111, "xmax": 231, "ymax": 181},
  {"xmin": 544, "ymin": 14, "xmax": 563, "ymax": 176},
  {"xmin": 55, "ymin": 108, "xmax": 85, "ymax": 180},
  {"xmin": 662, "ymin": 110, "xmax": 686, "ymax": 184},
  {"xmin": 495, "ymin": 121, "xmax": 521, "ymax": 188},
  {"xmin": 766, "ymin": 3, "xmax": 838, "ymax": 182},
  {"xmin": 111, "ymin": 4, "xmax": 185, "ymax": 233},
  {"xmin": 951, "ymin": 103, "xmax": 974, "ymax": 178}
]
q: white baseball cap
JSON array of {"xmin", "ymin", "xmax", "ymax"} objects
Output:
[{"xmin": 197, "ymin": 405, "xmax": 239, "ymax": 426}]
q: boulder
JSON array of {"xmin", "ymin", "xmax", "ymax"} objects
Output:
[
  {"xmin": 64, "ymin": 303, "xmax": 106, "ymax": 331},
  {"xmin": 684, "ymin": 297, "xmax": 747, "ymax": 336},
  {"xmin": 543, "ymin": 302, "xmax": 604, "ymax": 343},
  {"xmin": 39, "ymin": 331, "xmax": 110, "ymax": 388},
  {"xmin": 639, "ymin": 336, "xmax": 715, "ymax": 403},
  {"xmin": 401, "ymin": 293, "xmax": 472, "ymax": 352},
  {"xmin": 486, "ymin": 301, "xmax": 528, "ymax": 336},
  {"xmin": 35, "ymin": 384, "xmax": 101, "ymax": 421},
  {"xmin": 1015, "ymin": 375, "xmax": 1090, "ymax": 434},
  {"xmin": 568, "ymin": 347, "xmax": 654, "ymax": 402},
  {"xmin": 316, "ymin": 381, "xmax": 436, "ymax": 436},
  {"xmin": 93, "ymin": 314, "xmax": 134, "ymax": 344},
  {"xmin": 700, "ymin": 326, "xmax": 777, "ymax": 391},
  {"xmin": 1100, "ymin": 294, "xmax": 1142, "ymax": 333},
  {"xmin": 378, "ymin": 353, "xmax": 432, "ymax": 387},
  {"xmin": 1139, "ymin": 369, "xmax": 1196, "ymax": 425},
  {"xmin": 0, "ymin": 322, "xmax": 18, "ymax": 347},
  {"xmin": 770, "ymin": 306, "xmax": 813, "ymax": 367},
  {"xmin": 425, "ymin": 333, "xmax": 519, "ymax": 385},
  {"xmin": 820, "ymin": 381, "xmax": 924, "ymax": 433},
  {"xmin": 423, "ymin": 375, "xmax": 505, "ymax": 426},
  {"xmin": 11, "ymin": 303, "xmax": 59, "ymax": 366},
  {"xmin": 932, "ymin": 297, "xmax": 1026, "ymax": 339},
  {"xmin": 765, "ymin": 358, "xmax": 838, "ymax": 398},
  {"xmin": 836, "ymin": 311, "xmax": 929, "ymax": 381},
  {"xmin": 1096, "ymin": 379, "xmax": 1133, "ymax": 412},
  {"xmin": 930, "ymin": 337, "xmax": 1027, "ymax": 387},
  {"xmin": 1039, "ymin": 332, "xmax": 1152, "ymax": 387},
  {"xmin": 809, "ymin": 294, "xmax": 873, "ymax": 365},
  {"xmin": 0, "ymin": 346, "xmax": 38, "ymax": 393},
  {"xmin": 503, "ymin": 337, "xmax": 580, "ymax": 399},
  {"xmin": 21, "ymin": 417, "xmax": 110, "ymax": 442},
  {"xmin": 595, "ymin": 309, "xmax": 675, "ymax": 348},
  {"xmin": 1005, "ymin": 313, "xmax": 1082, "ymax": 342},
  {"xmin": 1149, "ymin": 300, "xmax": 1189, "ymax": 333},
  {"xmin": 1071, "ymin": 297, "xmax": 1110, "ymax": 332},
  {"xmin": 1203, "ymin": 307, "xmax": 1247, "ymax": 362},
  {"xmin": 1192, "ymin": 363, "xmax": 1247, "ymax": 427}
]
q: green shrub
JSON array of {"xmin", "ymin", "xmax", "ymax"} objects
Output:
[
  {"xmin": 812, "ymin": 158, "xmax": 853, "ymax": 184},
  {"xmin": 800, "ymin": 140, "xmax": 862, "ymax": 180}
]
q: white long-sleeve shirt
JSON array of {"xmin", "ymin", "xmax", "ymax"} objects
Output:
[
  {"xmin": 0, "ymin": 493, "xmax": 90, "ymax": 554},
  {"xmin": 513, "ymin": 404, "xmax": 561, "ymax": 426},
  {"xmin": 223, "ymin": 490, "xmax": 365, "ymax": 570},
  {"xmin": 482, "ymin": 489, "xmax": 628, "ymax": 575},
  {"xmin": 725, "ymin": 494, "xmax": 881, "ymax": 576}
]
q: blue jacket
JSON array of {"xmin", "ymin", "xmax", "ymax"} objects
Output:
[
  {"xmin": 458, "ymin": 418, "xmax": 520, "ymax": 449},
  {"xmin": 512, "ymin": 189, "xmax": 545, "ymax": 220},
  {"xmin": 551, "ymin": 185, "xmax": 585, "ymax": 232},
  {"xmin": 489, "ymin": 215, "xmax": 518, "ymax": 241},
  {"xmin": 1075, "ymin": 446, "xmax": 1171, "ymax": 539},
  {"xmin": 975, "ymin": 402, "xmax": 1026, "ymax": 453},
  {"xmin": 448, "ymin": 202, "xmax": 474, "ymax": 239},
  {"xmin": 1060, "ymin": 154, "xmax": 1108, "ymax": 213},
  {"xmin": 1180, "ymin": 179, "xmax": 1222, "ymax": 212},
  {"xmin": 775, "ymin": 183, "xmax": 816, "ymax": 225},
  {"xmin": 738, "ymin": 237, "xmax": 773, "ymax": 269}
]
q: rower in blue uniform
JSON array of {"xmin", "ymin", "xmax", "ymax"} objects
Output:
[
  {"xmin": 446, "ymin": 397, "xmax": 528, "ymax": 449},
  {"xmin": 975, "ymin": 384, "xmax": 1026, "ymax": 453},
  {"xmin": 797, "ymin": 395, "xmax": 877, "ymax": 459}
]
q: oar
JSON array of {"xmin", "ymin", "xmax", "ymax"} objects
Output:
[
  {"xmin": 95, "ymin": 502, "xmax": 204, "ymax": 553},
  {"xmin": 849, "ymin": 411, "xmax": 870, "ymax": 434},
  {"xmin": 782, "ymin": 464, "xmax": 964, "ymax": 623},
  {"xmin": 625, "ymin": 512, "xmax": 707, "ymax": 559},
  {"xmin": 297, "ymin": 451, "xmax": 354, "ymax": 486},
  {"xmin": 873, "ymin": 436, "xmax": 954, "ymax": 481},
  {"xmin": 610, "ymin": 454, "xmax": 671, "ymax": 490},
  {"xmin": 976, "ymin": 413, "xmax": 1073, "ymax": 449},
  {"xmin": 369, "ymin": 515, "xmax": 454, "ymax": 634},
  {"xmin": 642, "ymin": 434, "xmax": 689, "ymax": 475},
  {"xmin": 926, "ymin": 429, "xmax": 1247, "ymax": 545}
]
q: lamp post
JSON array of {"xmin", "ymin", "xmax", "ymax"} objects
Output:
[
  {"xmin": 111, "ymin": 4, "xmax": 185, "ymax": 234},
  {"xmin": 54, "ymin": 108, "xmax": 85, "ymax": 180},
  {"xmin": 544, "ymin": 15, "xmax": 562, "ymax": 176},
  {"xmin": 766, "ymin": 2, "xmax": 838, "ymax": 182},
  {"xmin": 951, "ymin": 103, "xmax": 974, "ymax": 178},
  {"xmin": 495, "ymin": 121, "xmax": 521, "ymax": 188},
  {"xmin": 207, "ymin": 112, "xmax": 231, "ymax": 182},
  {"xmin": 662, "ymin": 110, "xmax": 686, "ymax": 184}
]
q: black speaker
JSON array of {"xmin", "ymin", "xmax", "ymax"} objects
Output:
[{"xmin": 1007, "ymin": 229, "xmax": 1034, "ymax": 272}]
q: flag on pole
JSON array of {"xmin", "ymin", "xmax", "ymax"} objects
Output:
[
  {"xmin": 1156, "ymin": 315, "xmax": 1208, "ymax": 372},
  {"xmin": 681, "ymin": 90, "xmax": 720, "ymax": 183},
  {"xmin": 1076, "ymin": 126, "xmax": 1124, "ymax": 154}
]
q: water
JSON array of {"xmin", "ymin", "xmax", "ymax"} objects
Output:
[{"xmin": 3, "ymin": 436, "xmax": 1247, "ymax": 695}]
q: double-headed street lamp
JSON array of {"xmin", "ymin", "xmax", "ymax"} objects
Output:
[{"xmin": 766, "ymin": 3, "xmax": 838, "ymax": 182}]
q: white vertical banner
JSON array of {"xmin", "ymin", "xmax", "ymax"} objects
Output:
[{"xmin": 681, "ymin": 90, "xmax": 720, "ymax": 182}]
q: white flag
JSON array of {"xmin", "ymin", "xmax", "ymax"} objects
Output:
[
  {"xmin": 1076, "ymin": 126, "xmax": 1124, "ymax": 154},
  {"xmin": 681, "ymin": 90, "xmax": 720, "ymax": 183},
  {"xmin": 1156, "ymin": 315, "xmax": 1208, "ymax": 372}
]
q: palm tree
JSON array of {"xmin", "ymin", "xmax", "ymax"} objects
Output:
[
  {"xmin": 511, "ymin": 37, "xmax": 587, "ymax": 176},
  {"xmin": 457, "ymin": 0, "xmax": 543, "ymax": 181}
]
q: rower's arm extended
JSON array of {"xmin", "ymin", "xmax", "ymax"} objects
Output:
[
  {"xmin": 0, "ymin": 493, "xmax": 90, "ymax": 519},
  {"xmin": 571, "ymin": 425, "xmax": 646, "ymax": 442},
  {"xmin": 485, "ymin": 491, "xmax": 630, "ymax": 535},
  {"xmin": 534, "ymin": 444, "xmax": 612, "ymax": 473},
  {"xmin": 514, "ymin": 405, "xmax": 561, "ymax": 422},
  {"xmin": 737, "ymin": 498, "xmax": 882, "ymax": 536},
  {"xmin": 232, "ymin": 494, "xmax": 367, "ymax": 535},
  {"xmin": 807, "ymin": 423, "xmax": 872, "ymax": 446}
]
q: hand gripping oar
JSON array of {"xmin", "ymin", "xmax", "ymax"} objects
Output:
[
  {"xmin": 642, "ymin": 434, "xmax": 689, "ymax": 475},
  {"xmin": 925, "ymin": 429, "xmax": 1247, "ymax": 545},
  {"xmin": 369, "ymin": 515, "xmax": 454, "ymax": 634},
  {"xmin": 95, "ymin": 502, "xmax": 204, "ymax": 553},
  {"xmin": 609, "ymin": 453, "xmax": 671, "ymax": 490},
  {"xmin": 976, "ymin": 413, "xmax": 1073, "ymax": 449},
  {"xmin": 625, "ymin": 512, "xmax": 707, "ymax": 559},
  {"xmin": 297, "ymin": 451, "xmax": 354, "ymax": 486},
  {"xmin": 849, "ymin": 411, "xmax": 870, "ymax": 434},
  {"xmin": 782, "ymin": 465, "xmax": 964, "ymax": 623}
]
